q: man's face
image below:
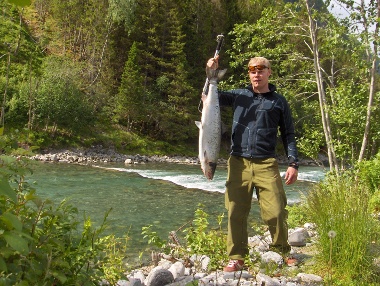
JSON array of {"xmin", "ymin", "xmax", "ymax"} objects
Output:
[{"xmin": 248, "ymin": 63, "xmax": 271, "ymax": 92}]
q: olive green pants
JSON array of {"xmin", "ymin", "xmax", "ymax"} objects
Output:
[{"xmin": 225, "ymin": 156, "xmax": 289, "ymax": 260}]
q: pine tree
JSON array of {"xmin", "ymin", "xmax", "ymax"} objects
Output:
[{"xmin": 115, "ymin": 42, "xmax": 145, "ymax": 131}]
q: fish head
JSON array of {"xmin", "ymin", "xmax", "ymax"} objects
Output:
[{"xmin": 201, "ymin": 161, "xmax": 217, "ymax": 180}]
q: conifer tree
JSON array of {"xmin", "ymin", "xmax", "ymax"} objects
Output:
[{"xmin": 115, "ymin": 42, "xmax": 145, "ymax": 132}]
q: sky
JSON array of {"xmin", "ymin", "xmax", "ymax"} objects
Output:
[
  {"xmin": 328, "ymin": 0, "xmax": 377, "ymax": 34},
  {"xmin": 328, "ymin": 0, "xmax": 351, "ymax": 19}
]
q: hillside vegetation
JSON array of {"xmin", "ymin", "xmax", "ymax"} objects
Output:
[{"xmin": 1, "ymin": 0, "xmax": 380, "ymax": 167}]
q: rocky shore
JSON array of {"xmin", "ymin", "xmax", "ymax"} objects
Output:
[
  {"xmin": 31, "ymin": 147, "xmax": 204, "ymax": 165},
  {"xmin": 30, "ymin": 146, "xmax": 324, "ymax": 167},
  {"xmin": 109, "ymin": 223, "xmax": 323, "ymax": 286}
]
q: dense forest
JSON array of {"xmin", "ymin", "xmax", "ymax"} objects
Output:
[{"xmin": 1, "ymin": 0, "xmax": 379, "ymax": 171}]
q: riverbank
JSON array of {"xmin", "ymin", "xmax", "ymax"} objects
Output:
[
  {"xmin": 27, "ymin": 147, "xmax": 328, "ymax": 285},
  {"xmin": 31, "ymin": 145, "xmax": 325, "ymax": 167}
]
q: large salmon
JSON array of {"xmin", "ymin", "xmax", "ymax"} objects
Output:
[{"xmin": 195, "ymin": 67, "xmax": 226, "ymax": 180}]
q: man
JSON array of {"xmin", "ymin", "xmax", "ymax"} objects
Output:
[{"xmin": 206, "ymin": 56, "xmax": 299, "ymax": 272}]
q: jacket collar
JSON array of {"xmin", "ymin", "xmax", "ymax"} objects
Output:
[
  {"xmin": 246, "ymin": 83, "xmax": 277, "ymax": 95},
  {"xmin": 246, "ymin": 83, "xmax": 277, "ymax": 96}
]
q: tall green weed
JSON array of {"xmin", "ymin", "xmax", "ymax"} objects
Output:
[{"xmin": 305, "ymin": 172, "xmax": 380, "ymax": 284}]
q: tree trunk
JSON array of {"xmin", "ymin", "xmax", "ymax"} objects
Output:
[
  {"xmin": 28, "ymin": 58, "xmax": 33, "ymax": 130},
  {"xmin": 358, "ymin": 0, "xmax": 379, "ymax": 162},
  {"xmin": 1, "ymin": 48, "xmax": 11, "ymax": 134},
  {"xmin": 305, "ymin": 0, "xmax": 339, "ymax": 173}
]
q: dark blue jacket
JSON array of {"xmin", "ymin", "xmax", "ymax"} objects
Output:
[{"xmin": 219, "ymin": 83, "xmax": 298, "ymax": 164}]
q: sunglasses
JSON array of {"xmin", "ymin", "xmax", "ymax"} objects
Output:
[{"xmin": 248, "ymin": 65, "xmax": 268, "ymax": 72}]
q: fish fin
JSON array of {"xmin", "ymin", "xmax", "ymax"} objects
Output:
[
  {"xmin": 205, "ymin": 66, "xmax": 215, "ymax": 79},
  {"xmin": 206, "ymin": 68, "xmax": 227, "ymax": 81},
  {"xmin": 195, "ymin": 121, "xmax": 202, "ymax": 129},
  {"xmin": 218, "ymin": 69, "xmax": 227, "ymax": 80}
]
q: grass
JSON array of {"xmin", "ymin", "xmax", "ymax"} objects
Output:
[{"xmin": 12, "ymin": 124, "xmax": 200, "ymax": 157}]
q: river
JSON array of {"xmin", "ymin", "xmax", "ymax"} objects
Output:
[{"xmin": 26, "ymin": 161, "xmax": 324, "ymax": 263}]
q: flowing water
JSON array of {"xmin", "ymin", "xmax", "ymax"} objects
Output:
[{"xmin": 26, "ymin": 161, "xmax": 325, "ymax": 263}]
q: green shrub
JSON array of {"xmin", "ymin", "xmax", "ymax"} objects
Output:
[
  {"xmin": 182, "ymin": 206, "xmax": 228, "ymax": 270},
  {"xmin": 0, "ymin": 155, "xmax": 129, "ymax": 285},
  {"xmin": 143, "ymin": 204, "xmax": 228, "ymax": 271},
  {"xmin": 287, "ymin": 202, "xmax": 309, "ymax": 229},
  {"xmin": 356, "ymin": 152, "xmax": 380, "ymax": 193}
]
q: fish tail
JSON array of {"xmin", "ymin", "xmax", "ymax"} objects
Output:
[{"xmin": 206, "ymin": 68, "xmax": 227, "ymax": 81}]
